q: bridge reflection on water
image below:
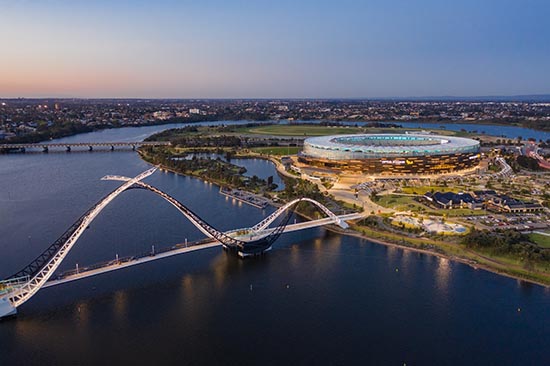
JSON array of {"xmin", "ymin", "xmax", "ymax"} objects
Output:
[{"xmin": 0, "ymin": 168, "xmax": 362, "ymax": 319}]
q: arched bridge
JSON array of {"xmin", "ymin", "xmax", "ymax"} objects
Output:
[{"xmin": 0, "ymin": 168, "xmax": 363, "ymax": 319}]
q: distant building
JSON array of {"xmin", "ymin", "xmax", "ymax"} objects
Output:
[
  {"xmin": 189, "ymin": 108, "xmax": 201, "ymax": 114},
  {"xmin": 0, "ymin": 131, "xmax": 16, "ymax": 140},
  {"xmin": 152, "ymin": 111, "xmax": 172, "ymax": 120},
  {"xmin": 299, "ymin": 134, "xmax": 480, "ymax": 175},
  {"xmin": 424, "ymin": 191, "xmax": 483, "ymax": 210},
  {"xmin": 472, "ymin": 190, "xmax": 544, "ymax": 213},
  {"xmin": 281, "ymin": 156, "xmax": 293, "ymax": 170}
]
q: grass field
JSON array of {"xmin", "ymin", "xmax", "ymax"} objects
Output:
[
  {"xmin": 240, "ymin": 125, "xmax": 364, "ymax": 136},
  {"xmin": 239, "ymin": 124, "xmax": 457, "ymax": 137},
  {"xmin": 375, "ymin": 194, "xmax": 485, "ymax": 217},
  {"xmin": 400, "ymin": 186, "xmax": 464, "ymax": 195},
  {"xmin": 251, "ymin": 146, "xmax": 302, "ymax": 155},
  {"xmin": 351, "ymin": 223, "xmax": 550, "ymax": 285},
  {"xmin": 375, "ymin": 194, "xmax": 419, "ymax": 210},
  {"xmin": 529, "ymin": 233, "xmax": 550, "ymax": 248}
]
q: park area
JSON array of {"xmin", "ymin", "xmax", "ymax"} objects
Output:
[
  {"xmin": 529, "ymin": 232, "xmax": 550, "ymax": 248},
  {"xmin": 238, "ymin": 124, "xmax": 456, "ymax": 137},
  {"xmin": 374, "ymin": 194, "xmax": 486, "ymax": 217},
  {"xmin": 250, "ymin": 146, "xmax": 302, "ymax": 155}
]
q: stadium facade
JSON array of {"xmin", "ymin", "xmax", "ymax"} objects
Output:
[{"xmin": 298, "ymin": 134, "xmax": 481, "ymax": 175}]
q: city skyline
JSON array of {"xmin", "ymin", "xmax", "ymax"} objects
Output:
[{"xmin": 1, "ymin": 0, "xmax": 550, "ymax": 98}]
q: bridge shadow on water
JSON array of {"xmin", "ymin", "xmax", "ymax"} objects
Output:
[{"xmin": 11, "ymin": 225, "xmax": 326, "ymax": 314}]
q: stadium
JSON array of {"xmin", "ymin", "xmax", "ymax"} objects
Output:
[{"xmin": 298, "ymin": 133, "xmax": 481, "ymax": 175}]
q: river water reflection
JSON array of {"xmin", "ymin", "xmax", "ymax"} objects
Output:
[
  {"xmin": 178, "ymin": 153, "xmax": 285, "ymax": 190},
  {"xmin": 1, "ymin": 122, "xmax": 550, "ymax": 365}
]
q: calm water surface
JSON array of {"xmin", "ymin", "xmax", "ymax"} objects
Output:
[
  {"xmin": 399, "ymin": 121, "xmax": 550, "ymax": 140},
  {"xmin": 178, "ymin": 153, "xmax": 285, "ymax": 190},
  {"xmin": 294, "ymin": 119, "xmax": 550, "ymax": 140},
  {"xmin": 1, "ymin": 123, "xmax": 550, "ymax": 365}
]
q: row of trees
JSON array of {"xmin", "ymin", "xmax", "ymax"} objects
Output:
[
  {"xmin": 516, "ymin": 155, "xmax": 541, "ymax": 171},
  {"xmin": 152, "ymin": 134, "xmax": 243, "ymax": 148},
  {"xmin": 6, "ymin": 120, "xmax": 96, "ymax": 143},
  {"xmin": 143, "ymin": 148, "xmax": 276, "ymax": 192},
  {"xmin": 462, "ymin": 229, "xmax": 550, "ymax": 267},
  {"xmin": 279, "ymin": 176, "xmax": 329, "ymax": 218}
]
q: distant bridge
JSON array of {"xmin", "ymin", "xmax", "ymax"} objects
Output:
[
  {"xmin": 0, "ymin": 168, "xmax": 363, "ymax": 318},
  {"xmin": 0, "ymin": 141, "xmax": 170, "ymax": 152}
]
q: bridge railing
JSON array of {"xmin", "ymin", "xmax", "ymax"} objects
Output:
[
  {"xmin": 0, "ymin": 276, "xmax": 30, "ymax": 295},
  {"xmin": 49, "ymin": 238, "xmax": 216, "ymax": 282}
]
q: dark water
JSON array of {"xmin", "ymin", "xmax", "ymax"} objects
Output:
[
  {"xmin": 178, "ymin": 153, "xmax": 285, "ymax": 190},
  {"xmin": 398, "ymin": 121, "xmax": 550, "ymax": 141},
  {"xmin": 43, "ymin": 120, "xmax": 259, "ymax": 144},
  {"xmin": 289, "ymin": 119, "xmax": 550, "ymax": 140},
  {"xmin": 230, "ymin": 157, "xmax": 285, "ymax": 191},
  {"xmin": 1, "ymin": 124, "xmax": 550, "ymax": 365}
]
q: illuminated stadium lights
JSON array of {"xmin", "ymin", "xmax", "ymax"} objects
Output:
[{"xmin": 299, "ymin": 134, "xmax": 481, "ymax": 175}]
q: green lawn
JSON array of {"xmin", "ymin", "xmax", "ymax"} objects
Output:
[
  {"xmin": 241, "ymin": 125, "xmax": 364, "ymax": 136},
  {"xmin": 351, "ymin": 224, "xmax": 550, "ymax": 285},
  {"xmin": 375, "ymin": 194, "xmax": 486, "ymax": 217},
  {"xmin": 529, "ymin": 233, "xmax": 550, "ymax": 248},
  {"xmin": 240, "ymin": 124, "xmax": 458, "ymax": 137},
  {"xmin": 375, "ymin": 194, "xmax": 426, "ymax": 212},
  {"xmin": 251, "ymin": 146, "xmax": 302, "ymax": 155},
  {"xmin": 400, "ymin": 186, "xmax": 463, "ymax": 195}
]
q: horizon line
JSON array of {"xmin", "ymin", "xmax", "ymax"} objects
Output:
[{"xmin": 2, "ymin": 93, "xmax": 550, "ymax": 102}]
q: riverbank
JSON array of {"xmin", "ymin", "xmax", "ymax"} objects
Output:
[
  {"xmin": 345, "ymin": 224, "xmax": 550, "ymax": 287},
  {"xmin": 335, "ymin": 225, "xmax": 550, "ymax": 288},
  {"xmin": 262, "ymin": 151, "xmax": 550, "ymax": 287},
  {"xmin": 140, "ymin": 148, "xmax": 550, "ymax": 287},
  {"xmin": 398, "ymin": 119, "xmax": 550, "ymax": 133},
  {"xmin": 286, "ymin": 199, "xmax": 550, "ymax": 287},
  {"xmin": 5, "ymin": 117, "xmax": 548, "ymax": 146},
  {"xmin": 138, "ymin": 123, "xmax": 550, "ymax": 287}
]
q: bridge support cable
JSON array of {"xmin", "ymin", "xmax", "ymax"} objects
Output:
[
  {"xmin": 102, "ymin": 176, "xmax": 346, "ymax": 251},
  {"xmin": 129, "ymin": 185, "xmax": 249, "ymax": 248},
  {"xmin": 1, "ymin": 169, "xmax": 349, "ymax": 318},
  {"xmin": 251, "ymin": 198, "xmax": 348, "ymax": 232},
  {"xmin": 102, "ymin": 177, "xmax": 316, "ymax": 256},
  {"xmin": 101, "ymin": 175, "xmax": 251, "ymax": 248},
  {"xmin": 1, "ymin": 167, "xmax": 157, "ymax": 312},
  {"xmin": 103, "ymin": 175, "xmax": 349, "ymax": 245}
]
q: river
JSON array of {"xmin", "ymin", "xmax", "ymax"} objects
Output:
[
  {"xmin": 290, "ymin": 119, "xmax": 550, "ymax": 140},
  {"xmin": 398, "ymin": 121, "xmax": 550, "ymax": 141},
  {"xmin": 1, "ymin": 122, "xmax": 550, "ymax": 365}
]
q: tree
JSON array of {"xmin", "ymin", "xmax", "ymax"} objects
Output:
[{"xmin": 225, "ymin": 150, "xmax": 233, "ymax": 161}]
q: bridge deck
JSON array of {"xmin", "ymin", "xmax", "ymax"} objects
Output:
[
  {"xmin": 43, "ymin": 213, "xmax": 363, "ymax": 289},
  {"xmin": 43, "ymin": 240, "xmax": 220, "ymax": 289},
  {"xmin": 0, "ymin": 141, "xmax": 170, "ymax": 149}
]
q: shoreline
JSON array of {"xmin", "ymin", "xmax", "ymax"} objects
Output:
[
  {"xmin": 327, "ymin": 225, "xmax": 550, "ymax": 288},
  {"xmin": 5, "ymin": 118, "xmax": 547, "ymax": 146},
  {"xmin": 144, "ymin": 155, "xmax": 550, "ymax": 288}
]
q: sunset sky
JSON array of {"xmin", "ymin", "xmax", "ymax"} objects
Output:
[{"xmin": 1, "ymin": 0, "xmax": 549, "ymax": 98}]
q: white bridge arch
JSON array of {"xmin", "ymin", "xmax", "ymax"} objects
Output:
[
  {"xmin": 0, "ymin": 168, "xmax": 351, "ymax": 318},
  {"xmin": 251, "ymin": 197, "xmax": 347, "ymax": 232},
  {"xmin": 0, "ymin": 167, "xmax": 157, "ymax": 316}
]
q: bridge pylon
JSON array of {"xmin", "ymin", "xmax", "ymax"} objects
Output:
[
  {"xmin": 0, "ymin": 168, "xmax": 357, "ymax": 319},
  {"xmin": 0, "ymin": 167, "xmax": 157, "ymax": 319}
]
